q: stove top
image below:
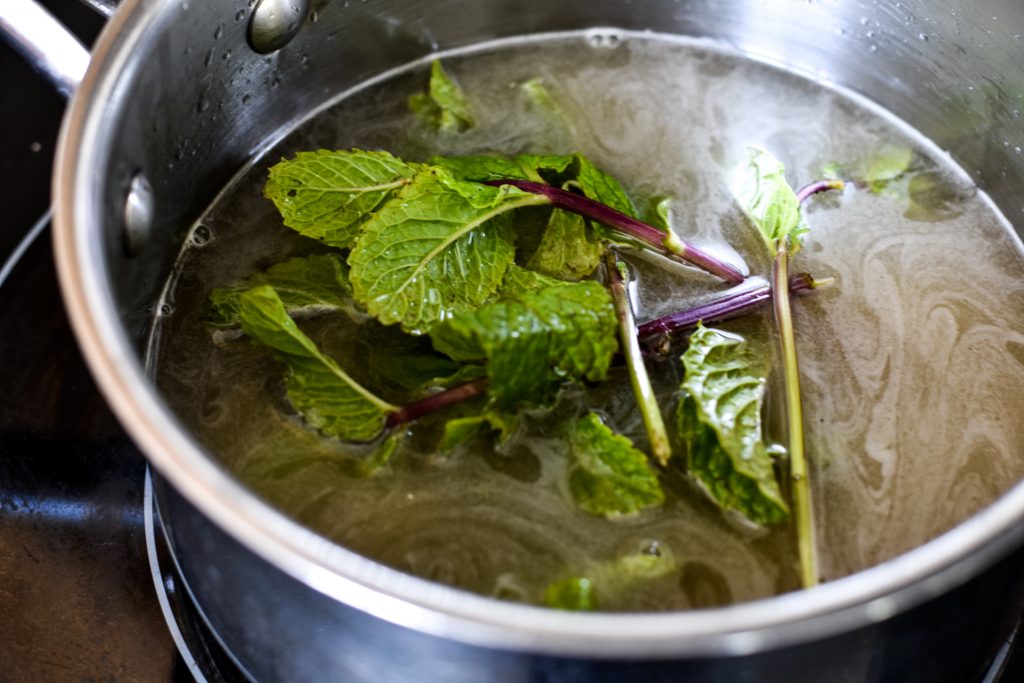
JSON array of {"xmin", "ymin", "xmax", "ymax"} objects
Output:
[
  {"xmin": 0, "ymin": 2, "xmax": 188, "ymax": 679},
  {"xmin": 4, "ymin": 3, "xmax": 1024, "ymax": 682}
]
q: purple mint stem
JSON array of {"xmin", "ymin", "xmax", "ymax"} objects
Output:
[
  {"xmin": 796, "ymin": 179, "xmax": 846, "ymax": 205},
  {"xmin": 637, "ymin": 274, "xmax": 815, "ymax": 341},
  {"xmin": 385, "ymin": 377, "xmax": 490, "ymax": 428},
  {"xmin": 485, "ymin": 179, "xmax": 744, "ymax": 284}
]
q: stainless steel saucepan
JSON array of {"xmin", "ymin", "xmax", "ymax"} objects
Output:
[{"xmin": 4, "ymin": 0, "xmax": 1024, "ymax": 680}]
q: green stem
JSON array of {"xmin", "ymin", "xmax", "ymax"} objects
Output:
[
  {"xmin": 604, "ymin": 252, "xmax": 672, "ymax": 466},
  {"xmin": 772, "ymin": 238, "xmax": 818, "ymax": 589}
]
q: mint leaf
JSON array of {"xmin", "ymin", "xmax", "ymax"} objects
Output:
[
  {"xmin": 567, "ymin": 412, "xmax": 664, "ymax": 517},
  {"xmin": 431, "ymin": 153, "xmax": 575, "ymax": 184},
  {"xmin": 439, "ymin": 410, "xmax": 518, "ymax": 451},
  {"xmin": 496, "ymin": 263, "xmax": 563, "ymax": 296},
  {"xmin": 236, "ymin": 285, "xmax": 397, "ymax": 441},
  {"xmin": 429, "ymin": 155, "xmax": 531, "ymax": 182},
  {"xmin": 209, "ymin": 254, "xmax": 354, "ymax": 327},
  {"xmin": 264, "ymin": 150, "xmax": 420, "ymax": 249},
  {"xmin": 574, "ymin": 154, "xmax": 639, "ymax": 218},
  {"xmin": 359, "ymin": 322, "xmax": 485, "ymax": 398},
  {"xmin": 678, "ymin": 325, "xmax": 788, "ymax": 526},
  {"xmin": 348, "ymin": 168, "xmax": 547, "ymax": 334},
  {"xmin": 544, "ymin": 548, "xmax": 677, "ymax": 611},
  {"xmin": 865, "ymin": 146, "xmax": 913, "ymax": 194},
  {"xmin": 544, "ymin": 577, "xmax": 597, "ymax": 611},
  {"xmin": 408, "ymin": 60, "xmax": 474, "ymax": 132},
  {"xmin": 430, "ymin": 281, "xmax": 618, "ymax": 410},
  {"xmin": 645, "ymin": 197, "xmax": 673, "ymax": 232},
  {"xmin": 526, "ymin": 207, "xmax": 604, "ymax": 280},
  {"xmin": 733, "ymin": 146, "xmax": 805, "ymax": 253}
]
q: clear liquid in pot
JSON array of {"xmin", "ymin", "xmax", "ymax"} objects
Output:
[{"xmin": 150, "ymin": 32, "xmax": 1024, "ymax": 611}]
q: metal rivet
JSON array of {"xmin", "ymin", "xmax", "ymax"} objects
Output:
[
  {"xmin": 123, "ymin": 173, "xmax": 154, "ymax": 256},
  {"xmin": 248, "ymin": 0, "xmax": 310, "ymax": 54}
]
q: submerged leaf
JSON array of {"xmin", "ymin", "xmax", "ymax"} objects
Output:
[
  {"xmin": 734, "ymin": 146, "xmax": 805, "ymax": 253},
  {"xmin": 544, "ymin": 577, "xmax": 597, "ymax": 611},
  {"xmin": 349, "ymin": 168, "xmax": 546, "ymax": 333},
  {"xmin": 237, "ymin": 285, "xmax": 397, "ymax": 441},
  {"xmin": 408, "ymin": 60, "xmax": 475, "ymax": 132},
  {"xmin": 209, "ymin": 254, "xmax": 354, "ymax": 327},
  {"xmin": 865, "ymin": 146, "xmax": 914, "ymax": 194},
  {"xmin": 527, "ymin": 207, "xmax": 605, "ymax": 281},
  {"xmin": 544, "ymin": 547, "xmax": 678, "ymax": 611},
  {"xmin": 567, "ymin": 412, "xmax": 665, "ymax": 517},
  {"xmin": 430, "ymin": 281, "xmax": 618, "ymax": 410},
  {"xmin": 264, "ymin": 149, "xmax": 420, "ymax": 249},
  {"xmin": 678, "ymin": 325, "xmax": 788, "ymax": 526},
  {"xmin": 439, "ymin": 410, "xmax": 518, "ymax": 451}
]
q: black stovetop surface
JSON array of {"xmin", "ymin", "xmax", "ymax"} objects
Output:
[
  {"xmin": 5, "ymin": 3, "xmax": 1024, "ymax": 682},
  {"xmin": 0, "ymin": 2, "xmax": 192, "ymax": 680}
]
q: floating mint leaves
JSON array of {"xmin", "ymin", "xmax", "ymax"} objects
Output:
[
  {"xmin": 430, "ymin": 279, "xmax": 618, "ymax": 410},
  {"xmin": 348, "ymin": 168, "xmax": 547, "ymax": 334},
  {"xmin": 567, "ymin": 412, "xmax": 665, "ymax": 517},
  {"xmin": 264, "ymin": 150, "xmax": 419, "ymax": 249},
  {"xmin": 733, "ymin": 146, "xmax": 806, "ymax": 254},
  {"xmin": 544, "ymin": 547, "xmax": 678, "ymax": 611},
  {"xmin": 408, "ymin": 60, "xmax": 475, "ymax": 132},
  {"xmin": 678, "ymin": 325, "xmax": 788, "ymax": 526},
  {"xmin": 209, "ymin": 254, "xmax": 354, "ymax": 327},
  {"xmin": 236, "ymin": 286, "xmax": 398, "ymax": 441}
]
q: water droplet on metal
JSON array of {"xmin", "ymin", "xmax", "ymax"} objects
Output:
[
  {"xmin": 124, "ymin": 173, "xmax": 154, "ymax": 256},
  {"xmin": 248, "ymin": 0, "xmax": 310, "ymax": 54},
  {"xmin": 191, "ymin": 224, "xmax": 212, "ymax": 246}
]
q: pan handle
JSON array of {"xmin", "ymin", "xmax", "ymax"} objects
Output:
[{"xmin": 0, "ymin": 0, "xmax": 96, "ymax": 97}]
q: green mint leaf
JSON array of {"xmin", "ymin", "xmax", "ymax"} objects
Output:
[
  {"xmin": 905, "ymin": 171, "xmax": 968, "ymax": 223},
  {"xmin": 544, "ymin": 577, "xmax": 597, "ymax": 611},
  {"xmin": 567, "ymin": 412, "xmax": 665, "ymax": 517},
  {"xmin": 521, "ymin": 77, "xmax": 562, "ymax": 116},
  {"xmin": 526, "ymin": 207, "xmax": 605, "ymax": 281},
  {"xmin": 349, "ymin": 168, "xmax": 546, "ymax": 334},
  {"xmin": 544, "ymin": 548, "xmax": 677, "ymax": 611},
  {"xmin": 439, "ymin": 410, "xmax": 518, "ymax": 451},
  {"xmin": 209, "ymin": 254, "xmax": 353, "ymax": 327},
  {"xmin": 264, "ymin": 149, "xmax": 420, "ymax": 249},
  {"xmin": 574, "ymin": 154, "xmax": 640, "ymax": 218},
  {"xmin": 495, "ymin": 263, "xmax": 563, "ymax": 296},
  {"xmin": 237, "ymin": 285, "xmax": 397, "ymax": 441},
  {"xmin": 431, "ymin": 280, "xmax": 618, "ymax": 410},
  {"xmin": 431, "ymin": 153, "xmax": 575, "ymax": 184},
  {"xmin": 733, "ymin": 146, "xmax": 805, "ymax": 254},
  {"xmin": 865, "ymin": 146, "xmax": 914, "ymax": 194},
  {"xmin": 429, "ymin": 155, "xmax": 532, "ymax": 182},
  {"xmin": 516, "ymin": 154, "xmax": 576, "ymax": 181},
  {"xmin": 645, "ymin": 197, "xmax": 673, "ymax": 233},
  {"xmin": 409, "ymin": 60, "xmax": 475, "ymax": 133},
  {"xmin": 678, "ymin": 325, "xmax": 788, "ymax": 526},
  {"xmin": 359, "ymin": 322, "xmax": 486, "ymax": 398}
]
